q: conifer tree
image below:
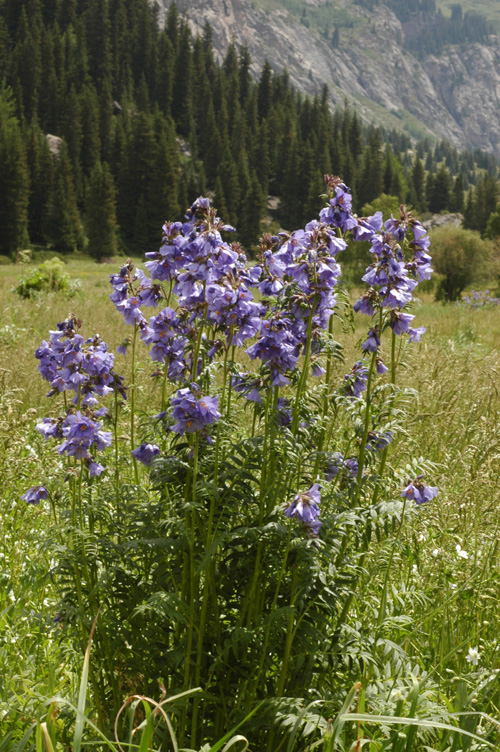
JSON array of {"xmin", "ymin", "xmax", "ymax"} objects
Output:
[
  {"xmin": 257, "ymin": 61, "xmax": 272, "ymax": 121},
  {"xmin": 85, "ymin": 160, "xmax": 118, "ymax": 259},
  {"xmin": 428, "ymin": 163, "xmax": 451, "ymax": 213},
  {"xmin": 450, "ymin": 173, "xmax": 464, "ymax": 213},
  {"xmin": 171, "ymin": 22, "xmax": 194, "ymax": 137},
  {"xmin": 25, "ymin": 120, "xmax": 54, "ymax": 244},
  {"xmin": 239, "ymin": 169, "xmax": 265, "ymax": 250},
  {"xmin": 0, "ymin": 87, "xmax": 30, "ymax": 255},
  {"xmin": 411, "ymin": 156, "xmax": 425, "ymax": 210},
  {"xmin": 43, "ymin": 144, "xmax": 83, "ymax": 252}
]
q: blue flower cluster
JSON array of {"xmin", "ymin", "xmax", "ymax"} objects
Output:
[
  {"xmin": 171, "ymin": 385, "xmax": 221, "ymax": 439},
  {"xmin": 22, "ymin": 318, "xmax": 124, "ymax": 501},
  {"xmin": 353, "ymin": 206, "xmax": 431, "ymax": 352},
  {"xmin": 284, "ymin": 483, "xmax": 322, "ymax": 536},
  {"xmin": 35, "ymin": 316, "xmax": 126, "ymax": 406}
]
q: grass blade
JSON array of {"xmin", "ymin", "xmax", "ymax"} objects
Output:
[{"xmin": 73, "ymin": 610, "xmax": 100, "ymax": 752}]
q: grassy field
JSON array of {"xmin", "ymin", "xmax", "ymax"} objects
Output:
[{"xmin": 2, "ymin": 256, "xmax": 500, "ymax": 749}]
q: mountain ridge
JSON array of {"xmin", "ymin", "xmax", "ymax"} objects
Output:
[{"xmin": 154, "ymin": 0, "xmax": 500, "ymax": 156}]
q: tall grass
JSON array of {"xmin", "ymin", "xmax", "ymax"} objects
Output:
[{"xmin": 1, "ymin": 257, "xmax": 500, "ymax": 749}]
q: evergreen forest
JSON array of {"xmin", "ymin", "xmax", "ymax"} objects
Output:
[{"xmin": 0, "ymin": 0, "xmax": 499, "ymax": 259}]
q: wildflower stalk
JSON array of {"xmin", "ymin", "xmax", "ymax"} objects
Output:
[
  {"xmin": 239, "ymin": 525, "xmax": 292, "ymax": 713},
  {"xmin": 276, "ymin": 562, "xmax": 298, "ymax": 697},
  {"xmin": 355, "ymin": 351, "xmax": 377, "ymax": 494},
  {"xmin": 180, "ymin": 434, "xmax": 199, "ymax": 746},
  {"xmin": 130, "ymin": 323, "xmax": 139, "ymax": 484},
  {"xmin": 292, "ymin": 302, "xmax": 316, "ymax": 434}
]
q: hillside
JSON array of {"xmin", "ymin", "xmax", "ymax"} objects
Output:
[{"xmin": 155, "ymin": 0, "xmax": 500, "ymax": 157}]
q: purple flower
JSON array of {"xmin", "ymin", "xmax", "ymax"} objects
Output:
[
  {"xmin": 402, "ymin": 475, "xmax": 438, "ymax": 505},
  {"xmin": 319, "ymin": 184, "xmax": 357, "ymax": 232},
  {"xmin": 353, "ymin": 289, "xmax": 379, "ymax": 317},
  {"xmin": 284, "ymin": 483, "xmax": 322, "ymax": 535},
  {"xmin": 171, "ymin": 386, "xmax": 220, "ymax": 436},
  {"xmin": 390, "ymin": 311, "xmax": 415, "ymax": 336},
  {"xmin": 376, "ymin": 357, "xmax": 388, "ymax": 375},
  {"xmin": 343, "ymin": 360, "xmax": 369, "ymax": 398},
  {"xmin": 88, "ymin": 460, "xmax": 105, "ymax": 477},
  {"xmin": 57, "ymin": 412, "xmax": 112, "ymax": 460},
  {"xmin": 232, "ymin": 373, "xmax": 264, "ymax": 403},
  {"xmin": 409, "ymin": 326, "xmax": 426, "ymax": 343},
  {"xmin": 367, "ymin": 431, "xmax": 393, "ymax": 452},
  {"xmin": 352, "ymin": 212, "xmax": 383, "ymax": 242},
  {"xmin": 362, "ymin": 327, "xmax": 380, "ymax": 353},
  {"xmin": 21, "ymin": 486, "xmax": 48, "ymax": 505},
  {"xmin": 132, "ymin": 443, "xmax": 160, "ymax": 466}
]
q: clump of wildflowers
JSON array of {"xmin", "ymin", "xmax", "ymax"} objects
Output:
[{"xmin": 35, "ymin": 316, "xmax": 126, "ymax": 405}]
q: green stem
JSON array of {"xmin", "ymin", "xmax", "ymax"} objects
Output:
[
  {"xmin": 391, "ymin": 330, "xmax": 397, "ymax": 385},
  {"xmin": 191, "ymin": 299, "xmax": 208, "ymax": 381},
  {"xmin": 130, "ymin": 324, "xmax": 139, "ymax": 484},
  {"xmin": 292, "ymin": 304, "xmax": 316, "ymax": 434},
  {"xmin": 276, "ymin": 563, "xmax": 298, "ymax": 697},
  {"xmin": 355, "ymin": 351, "xmax": 377, "ymax": 496},
  {"xmin": 161, "ymin": 365, "xmax": 169, "ymax": 413},
  {"xmin": 181, "ymin": 435, "xmax": 199, "ymax": 745}
]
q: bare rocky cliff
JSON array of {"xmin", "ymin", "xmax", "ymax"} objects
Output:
[{"xmin": 154, "ymin": 0, "xmax": 500, "ymax": 156}]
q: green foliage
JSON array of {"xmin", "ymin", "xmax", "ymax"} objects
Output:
[
  {"xmin": 485, "ymin": 201, "xmax": 500, "ymax": 239},
  {"xmin": 13, "ymin": 256, "xmax": 79, "ymax": 298},
  {"xmin": 85, "ymin": 161, "xmax": 119, "ymax": 260},
  {"xmin": 430, "ymin": 225, "xmax": 495, "ymax": 300},
  {"xmin": 0, "ymin": 85, "xmax": 29, "ymax": 256},
  {"xmin": 361, "ymin": 193, "xmax": 401, "ymax": 218},
  {"xmin": 3, "ymin": 255, "xmax": 500, "ymax": 749}
]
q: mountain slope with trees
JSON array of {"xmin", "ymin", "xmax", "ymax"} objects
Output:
[{"xmin": 0, "ymin": 0, "xmax": 499, "ymax": 258}]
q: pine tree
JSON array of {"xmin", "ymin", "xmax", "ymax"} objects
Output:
[
  {"xmin": 85, "ymin": 160, "xmax": 118, "ymax": 259},
  {"xmin": 43, "ymin": 144, "xmax": 84, "ymax": 252},
  {"xmin": 0, "ymin": 87, "xmax": 30, "ymax": 255},
  {"xmin": 450, "ymin": 173, "xmax": 464, "ymax": 213},
  {"xmin": 411, "ymin": 156, "xmax": 425, "ymax": 210},
  {"xmin": 171, "ymin": 22, "xmax": 194, "ymax": 137},
  {"xmin": 239, "ymin": 169, "xmax": 265, "ymax": 249},
  {"xmin": 257, "ymin": 61, "xmax": 272, "ymax": 121},
  {"xmin": 428, "ymin": 163, "xmax": 451, "ymax": 213},
  {"xmin": 348, "ymin": 111, "xmax": 363, "ymax": 163},
  {"xmin": 25, "ymin": 120, "xmax": 54, "ymax": 244}
]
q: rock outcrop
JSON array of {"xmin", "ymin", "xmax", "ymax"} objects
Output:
[{"xmin": 154, "ymin": 0, "xmax": 500, "ymax": 156}]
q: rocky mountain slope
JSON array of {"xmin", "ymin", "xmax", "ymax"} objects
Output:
[{"xmin": 154, "ymin": 0, "xmax": 500, "ymax": 156}]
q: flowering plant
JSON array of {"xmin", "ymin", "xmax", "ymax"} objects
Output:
[{"xmin": 24, "ymin": 179, "xmax": 438, "ymax": 748}]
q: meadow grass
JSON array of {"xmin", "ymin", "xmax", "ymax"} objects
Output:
[{"xmin": 2, "ymin": 258, "xmax": 500, "ymax": 749}]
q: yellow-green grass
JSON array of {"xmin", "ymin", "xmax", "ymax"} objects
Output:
[{"xmin": 2, "ymin": 257, "xmax": 500, "ymax": 741}]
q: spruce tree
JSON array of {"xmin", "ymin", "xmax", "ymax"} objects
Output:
[
  {"xmin": 411, "ymin": 156, "xmax": 425, "ymax": 210},
  {"xmin": 0, "ymin": 87, "xmax": 30, "ymax": 256},
  {"xmin": 257, "ymin": 61, "xmax": 272, "ymax": 121},
  {"xmin": 43, "ymin": 144, "xmax": 84, "ymax": 252},
  {"xmin": 85, "ymin": 160, "xmax": 118, "ymax": 259},
  {"xmin": 450, "ymin": 173, "xmax": 464, "ymax": 213},
  {"xmin": 239, "ymin": 169, "xmax": 265, "ymax": 250}
]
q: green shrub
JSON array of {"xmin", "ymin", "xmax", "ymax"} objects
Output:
[
  {"xmin": 430, "ymin": 226, "xmax": 497, "ymax": 301},
  {"xmin": 13, "ymin": 256, "xmax": 80, "ymax": 298}
]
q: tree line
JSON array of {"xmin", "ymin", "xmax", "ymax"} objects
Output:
[{"xmin": 0, "ymin": 0, "xmax": 498, "ymax": 259}]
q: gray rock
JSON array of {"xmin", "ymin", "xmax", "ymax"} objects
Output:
[
  {"xmin": 46, "ymin": 134, "xmax": 63, "ymax": 157},
  {"xmin": 422, "ymin": 213, "xmax": 464, "ymax": 231}
]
